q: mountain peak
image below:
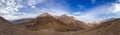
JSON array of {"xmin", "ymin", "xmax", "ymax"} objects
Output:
[
  {"xmin": 61, "ymin": 14, "xmax": 68, "ymax": 17},
  {"xmin": 60, "ymin": 14, "xmax": 75, "ymax": 19},
  {"xmin": 37, "ymin": 13, "xmax": 53, "ymax": 18},
  {"xmin": 60, "ymin": 14, "xmax": 70, "ymax": 18},
  {"xmin": 40, "ymin": 13, "xmax": 51, "ymax": 16}
]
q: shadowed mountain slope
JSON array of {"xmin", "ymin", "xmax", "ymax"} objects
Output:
[
  {"xmin": 57, "ymin": 14, "xmax": 88, "ymax": 30},
  {"xmin": 19, "ymin": 13, "xmax": 86, "ymax": 32}
]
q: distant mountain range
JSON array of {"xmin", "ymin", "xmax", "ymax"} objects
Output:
[
  {"xmin": 80, "ymin": 18, "xmax": 120, "ymax": 35},
  {"xmin": 0, "ymin": 13, "xmax": 120, "ymax": 35}
]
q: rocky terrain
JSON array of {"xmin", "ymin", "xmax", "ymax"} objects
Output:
[
  {"xmin": 18, "ymin": 13, "xmax": 87, "ymax": 32},
  {"xmin": 0, "ymin": 16, "xmax": 39, "ymax": 35},
  {"xmin": 0, "ymin": 13, "xmax": 120, "ymax": 35},
  {"xmin": 79, "ymin": 18, "xmax": 120, "ymax": 35}
]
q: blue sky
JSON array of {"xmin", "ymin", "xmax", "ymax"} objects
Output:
[{"xmin": 0, "ymin": 0, "xmax": 120, "ymax": 23}]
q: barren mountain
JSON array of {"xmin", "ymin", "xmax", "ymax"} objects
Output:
[
  {"xmin": 80, "ymin": 18, "xmax": 120, "ymax": 35},
  {"xmin": 57, "ymin": 14, "xmax": 88, "ymax": 29},
  {"xmin": 0, "ymin": 16, "xmax": 39, "ymax": 35},
  {"xmin": 1, "ymin": 13, "xmax": 120, "ymax": 35},
  {"xmin": 18, "ymin": 13, "xmax": 85, "ymax": 31}
]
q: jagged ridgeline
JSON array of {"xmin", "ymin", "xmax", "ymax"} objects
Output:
[{"xmin": 18, "ymin": 13, "xmax": 87, "ymax": 32}]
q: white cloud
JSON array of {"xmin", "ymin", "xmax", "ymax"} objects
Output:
[
  {"xmin": 91, "ymin": 0, "xmax": 96, "ymax": 2},
  {"xmin": 72, "ymin": 5, "xmax": 112, "ymax": 23},
  {"xmin": 31, "ymin": 6, "xmax": 36, "ymax": 8},
  {"xmin": 72, "ymin": 2, "xmax": 120, "ymax": 23},
  {"xmin": 0, "ymin": 0, "xmax": 115, "ymax": 23},
  {"xmin": 0, "ymin": 0, "xmax": 120, "ymax": 23},
  {"xmin": 119, "ymin": 0, "xmax": 120, "ymax": 2},
  {"xmin": 27, "ymin": 0, "xmax": 70, "ymax": 16},
  {"xmin": 0, "ymin": 0, "xmax": 37, "ymax": 20},
  {"xmin": 72, "ymin": 12, "xmax": 82, "ymax": 15},
  {"xmin": 32, "ymin": 7, "xmax": 69, "ymax": 16},
  {"xmin": 1, "ymin": 13, "xmax": 37, "ymax": 20},
  {"xmin": 112, "ymin": 3, "xmax": 120, "ymax": 13},
  {"xmin": 26, "ymin": 0, "xmax": 44, "ymax": 8},
  {"xmin": 0, "ymin": 0, "xmax": 23, "ymax": 14},
  {"xmin": 0, "ymin": 0, "xmax": 21, "ymax": 12},
  {"xmin": 91, "ymin": 0, "xmax": 96, "ymax": 4},
  {"xmin": 0, "ymin": 0, "xmax": 69, "ymax": 20},
  {"xmin": 78, "ymin": 5, "xmax": 85, "ymax": 9}
]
